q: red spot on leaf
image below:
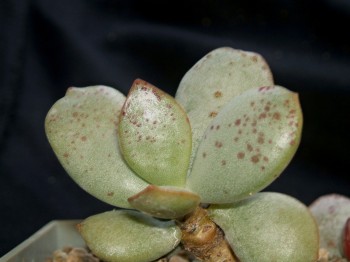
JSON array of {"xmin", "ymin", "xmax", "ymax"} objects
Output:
[
  {"xmin": 81, "ymin": 136, "xmax": 87, "ymax": 141},
  {"xmin": 328, "ymin": 205, "xmax": 336, "ymax": 214},
  {"xmin": 247, "ymin": 143, "xmax": 253, "ymax": 152},
  {"xmin": 258, "ymin": 86, "xmax": 272, "ymax": 92},
  {"xmin": 209, "ymin": 111, "xmax": 218, "ymax": 118},
  {"xmin": 272, "ymin": 112, "xmax": 281, "ymax": 120},
  {"xmin": 259, "ymin": 113, "xmax": 267, "ymax": 119},
  {"xmin": 251, "ymin": 55, "xmax": 258, "ymax": 62},
  {"xmin": 235, "ymin": 119, "xmax": 241, "ymax": 126},
  {"xmin": 257, "ymin": 136, "xmax": 264, "ymax": 144},
  {"xmin": 237, "ymin": 152, "xmax": 245, "ymax": 159},
  {"xmin": 214, "ymin": 91, "xmax": 223, "ymax": 98},
  {"xmin": 327, "ymin": 240, "xmax": 337, "ymax": 248},
  {"xmin": 151, "ymin": 88, "xmax": 162, "ymax": 101},
  {"xmin": 251, "ymin": 155, "xmax": 260, "ymax": 163},
  {"xmin": 215, "ymin": 141, "xmax": 223, "ymax": 148}
]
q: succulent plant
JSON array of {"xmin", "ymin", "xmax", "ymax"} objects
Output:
[{"xmin": 45, "ymin": 47, "xmax": 319, "ymax": 262}]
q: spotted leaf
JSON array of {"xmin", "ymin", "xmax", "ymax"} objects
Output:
[
  {"xmin": 128, "ymin": 185, "xmax": 200, "ymax": 219},
  {"xmin": 175, "ymin": 47, "xmax": 274, "ymax": 168},
  {"xmin": 119, "ymin": 79, "xmax": 192, "ymax": 186},
  {"xmin": 209, "ymin": 192, "xmax": 319, "ymax": 262},
  {"xmin": 186, "ymin": 86, "xmax": 302, "ymax": 203},
  {"xmin": 79, "ymin": 210, "xmax": 181, "ymax": 262},
  {"xmin": 45, "ymin": 86, "xmax": 148, "ymax": 209},
  {"xmin": 309, "ymin": 194, "xmax": 350, "ymax": 259}
]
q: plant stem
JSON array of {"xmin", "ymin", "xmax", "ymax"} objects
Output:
[{"xmin": 178, "ymin": 206, "xmax": 238, "ymax": 262}]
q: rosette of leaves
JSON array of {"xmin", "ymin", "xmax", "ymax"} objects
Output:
[{"xmin": 45, "ymin": 47, "xmax": 319, "ymax": 262}]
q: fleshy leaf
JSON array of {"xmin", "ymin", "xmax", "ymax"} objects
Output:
[
  {"xmin": 128, "ymin": 185, "xmax": 200, "ymax": 219},
  {"xmin": 45, "ymin": 86, "xmax": 148, "ymax": 209},
  {"xmin": 118, "ymin": 79, "xmax": 192, "ymax": 186},
  {"xmin": 78, "ymin": 210, "xmax": 181, "ymax": 262},
  {"xmin": 186, "ymin": 86, "xmax": 302, "ymax": 203},
  {"xmin": 209, "ymin": 192, "xmax": 319, "ymax": 262},
  {"xmin": 175, "ymin": 47, "xmax": 274, "ymax": 167},
  {"xmin": 309, "ymin": 194, "xmax": 350, "ymax": 259}
]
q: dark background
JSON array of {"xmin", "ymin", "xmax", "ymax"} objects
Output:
[{"xmin": 1, "ymin": 0, "xmax": 349, "ymax": 256}]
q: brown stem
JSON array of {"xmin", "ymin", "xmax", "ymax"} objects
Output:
[{"xmin": 179, "ymin": 206, "xmax": 238, "ymax": 262}]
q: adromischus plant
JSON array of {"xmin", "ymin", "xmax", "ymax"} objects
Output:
[{"xmin": 45, "ymin": 47, "xmax": 319, "ymax": 262}]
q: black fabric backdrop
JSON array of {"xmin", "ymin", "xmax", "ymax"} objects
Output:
[{"xmin": 1, "ymin": 0, "xmax": 350, "ymax": 256}]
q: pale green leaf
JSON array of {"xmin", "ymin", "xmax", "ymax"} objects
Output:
[
  {"xmin": 186, "ymin": 86, "xmax": 302, "ymax": 203},
  {"xmin": 128, "ymin": 185, "xmax": 200, "ymax": 219},
  {"xmin": 79, "ymin": 210, "xmax": 181, "ymax": 262},
  {"xmin": 45, "ymin": 86, "xmax": 148, "ymax": 209},
  {"xmin": 209, "ymin": 192, "xmax": 319, "ymax": 262},
  {"xmin": 175, "ymin": 47, "xmax": 274, "ymax": 167},
  {"xmin": 119, "ymin": 79, "xmax": 192, "ymax": 186}
]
